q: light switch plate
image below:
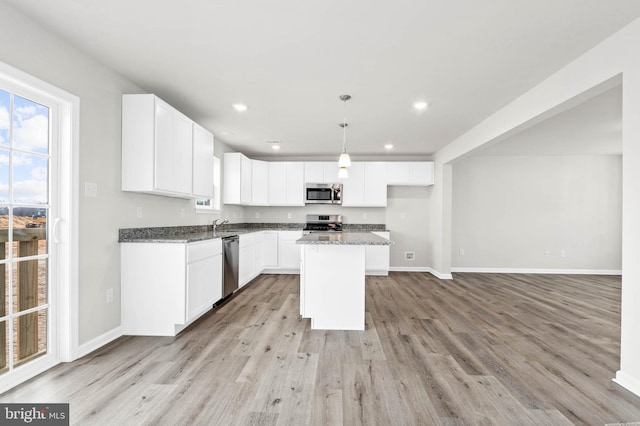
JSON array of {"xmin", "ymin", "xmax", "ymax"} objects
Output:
[{"xmin": 84, "ymin": 182, "xmax": 98, "ymax": 197}]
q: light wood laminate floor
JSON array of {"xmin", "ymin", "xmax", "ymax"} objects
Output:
[{"xmin": 2, "ymin": 272, "xmax": 639, "ymax": 425}]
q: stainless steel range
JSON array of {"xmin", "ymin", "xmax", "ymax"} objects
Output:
[{"xmin": 303, "ymin": 214, "xmax": 343, "ymax": 233}]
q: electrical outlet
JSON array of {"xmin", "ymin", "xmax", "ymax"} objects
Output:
[
  {"xmin": 106, "ymin": 288, "xmax": 114, "ymax": 303},
  {"xmin": 287, "ymin": 212, "xmax": 292, "ymax": 219},
  {"xmin": 255, "ymin": 212, "xmax": 261, "ymax": 219},
  {"xmin": 136, "ymin": 207, "xmax": 143, "ymax": 218},
  {"xmin": 545, "ymin": 250, "xmax": 550, "ymax": 256},
  {"xmin": 459, "ymin": 249, "xmax": 465, "ymax": 256},
  {"xmin": 560, "ymin": 250, "xmax": 566, "ymax": 258},
  {"xmin": 180, "ymin": 208, "xmax": 185, "ymax": 217},
  {"xmin": 400, "ymin": 212, "xmax": 406, "ymax": 220},
  {"xmin": 405, "ymin": 251, "xmax": 415, "ymax": 261},
  {"xmin": 363, "ymin": 213, "xmax": 368, "ymax": 220}
]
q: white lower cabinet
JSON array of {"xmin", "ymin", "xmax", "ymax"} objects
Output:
[
  {"xmin": 186, "ymin": 241, "xmax": 223, "ymax": 322},
  {"xmin": 365, "ymin": 231, "xmax": 390, "ymax": 275},
  {"xmin": 239, "ymin": 231, "xmax": 298, "ymax": 283},
  {"xmin": 261, "ymin": 232, "xmax": 279, "ymax": 270},
  {"xmin": 239, "ymin": 234, "xmax": 257, "ymax": 287},
  {"xmin": 121, "ymin": 239, "xmax": 222, "ymax": 336},
  {"xmin": 277, "ymin": 231, "xmax": 303, "ymax": 272}
]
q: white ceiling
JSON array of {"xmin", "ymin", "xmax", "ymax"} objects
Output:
[
  {"xmin": 472, "ymin": 85, "xmax": 622, "ymax": 157},
  {"xmin": 5, "ymin": 0, "xmax": 640, "ymax": 158}
]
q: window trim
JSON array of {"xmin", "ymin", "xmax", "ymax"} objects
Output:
[{"xmin": 195, "ymin": 156, "xmax": 221, "ymax": 214}]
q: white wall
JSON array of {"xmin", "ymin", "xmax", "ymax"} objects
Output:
[
  {"xmin": 386, "ymin": 186, "xmax": 431, "ymax": 269},
  {"xmin": 0, "ymin": 3, "xmax": 241, "ymax": 346},
  {"xmin": 452, "ymin": 155, "xmax": 622, "ymax": 272},
  {"xmin": 242, "ymin": 204, "xmax": 384, "ymax": 224}
]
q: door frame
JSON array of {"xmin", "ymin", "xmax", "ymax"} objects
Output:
[{"xmin": 0, "ymin": 60, "xmax": 79, "ymax": 392}]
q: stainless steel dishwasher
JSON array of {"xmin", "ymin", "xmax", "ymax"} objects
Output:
[{"xmin": 222, "ymin": 235, "xmax": 239, "ymax": 297}]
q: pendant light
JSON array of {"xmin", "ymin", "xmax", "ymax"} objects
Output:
[{"xmin": 338, "ymin": 94, "xmax": 352, "ymax": 171}]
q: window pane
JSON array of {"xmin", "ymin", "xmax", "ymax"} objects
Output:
[
  {"xmin": 0, "ymin": 206, "xmax": 6, "ymax": 263},
  {"xmin": 0, "ymin": 148, "xmax": 8, "ymax": 203},
  {"xmin": 12, "ymin": 95, "xmax": 49, "ymax": 154},
  {"xmin": 0, "ymin": 90, "xmax": 9, "ymax": 148},
  {"xmin": 12, "ymin": 152, "xmax": 48, "ymax": 204},
  {"xmin": 12, "ymin": 208, "xmax": 47, "ymax": 257},
  {"xmin": 1, "ymin": 257, "xmax": 5, "ymax": 318},
  {"xmin": 14, "ymin": 309, "xmax": 47, "ymax": 366},
  {"xmin": 0, "ymin": 320, "xmax": 6, "ymax": 374},
  {"xmin": 11, "ymin": 258, "xmax": 47, "ymax": 312}
]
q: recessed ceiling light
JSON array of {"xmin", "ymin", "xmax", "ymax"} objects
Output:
[
  {"xmin": 412, "ymin": 101, "xmax": 428, "ymax": 111},
  {"xmin": 266, "ymin": 140, "xmax": 281, "ymax": 150},
  {"xmin": 385, "ymin": 143, "xmax": 394, "ymax": 150},
  {"xmin": 232, "ymin": 103, "xmax": 248, "ymax": 112}
]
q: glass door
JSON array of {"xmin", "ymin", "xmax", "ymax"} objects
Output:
[{"xmin": 0, "ymin": 88, "xmax": 52, "ymax": 376}]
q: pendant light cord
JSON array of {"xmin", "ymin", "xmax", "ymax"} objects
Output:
[
  {"xmin": 342, "ymin": 95, "xmax": 348, "ymax": 153},
  {"xmin": 343, "ymin": 100, "xmax": 347, "ymax": 153}
]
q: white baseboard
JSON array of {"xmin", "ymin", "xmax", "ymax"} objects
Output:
[
  {"xmin": 450, "ymin": 267, "xmax": 622, "ymax": 275},
  {"xmin": 77, "ymin": 326, "xmax": 123, "ymax": 359},
  {"xmin": 389, "ymin": 266, "xmax": 453, "ymax": 280},
  {"xmin": 614, "ymin": 370, "xmax": 640, "ymax": 398}
]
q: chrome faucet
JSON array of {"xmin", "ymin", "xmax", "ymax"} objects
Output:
[{"xmin": 212, "ymin": 218, "xmax": 229, "ymax": 233}]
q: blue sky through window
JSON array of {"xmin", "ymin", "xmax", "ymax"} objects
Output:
[{"xmin": 0, "ymin": 89, "xmax": 49, "ymax": 205}]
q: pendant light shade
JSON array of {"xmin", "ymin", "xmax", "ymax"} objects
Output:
[
  {"xmin": 338, "ymin": 95, "xmax": 352, "ymax": 173},
  {"xmin": 339, "ymin": 151, "xmax": 351, "ymax": 168}
]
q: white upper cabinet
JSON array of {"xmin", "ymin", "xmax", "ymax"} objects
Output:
[
  {"xmin": 323, "ymin": 162, "xmax": 340, "ymax": 183},
  {"xmin": 122, "ymin": 94, "xmax": 196, "ymax": 198},
  {"xmin": 364, "ymin": 162, "xmax": 387, "ymax": 206},
  {"xmin": 251, "ymin": 159, "xmax": 269, "ymax": 205},
  {"xmin": 386, "ymin": 161, "xmax": 434, "ymax": 186},
  {"xmin": 223, "ymin": 154, "xmax": 433, "ymax": 206},
  {"xmin": 192, "ymin": 123, "xmax": 214, "ymax": 198},
  {"xmin": 342, "ymin": 162, "xmax": 387, "ymax": 207},
  {"xmin": 223, "ymin": 152, "xmax": 253, "ymax": 205},
  {"xmin": 304, "ymin": 162, "xmax": 341, "ymax": 183},
  {"xmin": 304, "ymin": 162, "xmax": 324, "ymax": 183},
  {"xmin": 286, "ymin": 162, "xmax": 305, "ymax": 205},
  {"xmin": 268, "ymin": 162, "xmax": 287, "ymax": 205},
  {"xmin": 341, "ymin": 162, "xmax": 365, "ymax": 206},
  {"xmin": 269, "ymin": 162, "xmax": 304, "ymax": 206}
]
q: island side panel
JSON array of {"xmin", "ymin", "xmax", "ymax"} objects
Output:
[{"xmin": 302, "ymin": 244, "xmax": 365, "ymax": 331}]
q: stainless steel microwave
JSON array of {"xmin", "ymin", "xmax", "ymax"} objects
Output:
[{"xmin": 305, "ymin": 183, "xmax": 342, "ymax": 204}]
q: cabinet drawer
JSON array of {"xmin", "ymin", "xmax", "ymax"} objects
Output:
[{"xmin": 187, "ymin": 239, "xmax": 222, "ymax": 263}]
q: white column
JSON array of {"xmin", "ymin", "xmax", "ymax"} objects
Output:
[{"xmin": 615, "ymin": 67, "xmax": 640, "ymax": 396}]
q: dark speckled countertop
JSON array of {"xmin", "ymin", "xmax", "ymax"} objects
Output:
[
  {"xmin": 119, "ymin": 223, "xmax": 388, "ymax": 244},
  {"xmin": 297, "ymin": 232, "xmax": 392, "ymax": 246}
]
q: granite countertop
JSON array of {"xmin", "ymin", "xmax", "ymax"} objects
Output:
[
  {"xmin": 119, "ymin": 223, "xmax": 388, "ymax": 244},
  {"xmin": 296, "ymin": 232, "xmax": 393, "ymax": 246}
]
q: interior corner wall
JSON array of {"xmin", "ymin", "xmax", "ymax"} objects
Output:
[{"xmin": 452, "ymin": 155, "xmax": 622, "ymax": 271}]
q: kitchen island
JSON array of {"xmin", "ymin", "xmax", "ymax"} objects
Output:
[{"xmin": 297, "ymin": 232, "xmax": 393, "ymax": 331}]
